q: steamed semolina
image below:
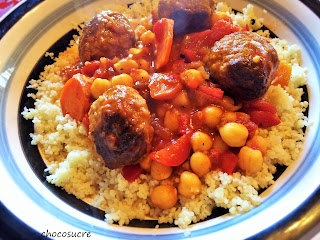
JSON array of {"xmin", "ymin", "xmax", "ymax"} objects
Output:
[{"xmin": 22, "ymin": 1, "xmax": 308, "ymax": 229}]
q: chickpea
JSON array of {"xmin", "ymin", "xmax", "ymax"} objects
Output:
[
  {"xmin": 238, "ymin": 146, "xmax": 263, "ymax": 175},
  {"xmin": 219, "ymin": 122, "xmax": 248, "ymax": 147},
  {"xmin": 203, "ymin": 106, "xmax": 224, "ymax": 128},
  {"xmin": 151, "ymin": 161, "xmax": 173, "ymax": 180},
  {"xmin": 128, "ymin": 48, "xmax": 145, "ymax": 59},
  {"xmin": 172, "ymin": 90, "xmax": 190, "ymax": 108},
  {"xmin": 180, "ymin": 69, "xmax": 205, "ymax": 88},
  {"xmin": 130, "ymin": 69, "xmax": 150, "ymax": 84},
  {"xmin": 111, "ymin": 74, "xmax": 134, "ymax": 87},
  {"xmin": 151, "ymin": 185, "xmax": 178, "ymax": 209},
  {"xmin": 191, "ymin": 131, "xmax": 213, "ymax": 152},
  {"xmin": 212, "ymin": 135, "xmax": 229, "ymax": 152},
  {"xmin": 140, "ymin": 30, "xmax": 155, "ymax": 45},
  {"xmin": 178, "ymin": 171, "xmax": 201, "ymax": 197},
  {"xmin": 164, "ymin": 110, "xmax": 179, "ymax": 132},
  {"xmin": 190, "ymin": 152, "xmax": 211, "ymax": 177},
  {"xmin": 246, "ymin": 135, "xmax": 268, "ymax": 156},
  {"xmin": 136, "ymin": 59, "xmax": 150, "ymax": 71},
  {"xmin": 221, "ymin": 112, "xmax": 237, "ymax": 123},
  {"xmin": 135, "ymin": 25, "xmax": 147, "ymax": 40},
  {"xmin": 113, "ymin": 58, "xmax": 139, "ymax": 74},
  {"xmin": 90, "ymin": 78, "xmax": 112, "ymax": 99},
  {"xmin": 140, "ymin": 17, "xmax": 153, "ymax": 30},
  {"xmin": 140, "ymin": 156, "xmax": 152, "ymax": 171},
  {"xmin": 197, "ymin": 66, "xmax": 210, "ymax": 80}
]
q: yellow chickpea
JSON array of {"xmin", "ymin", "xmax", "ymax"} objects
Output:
[
  {"xmin": 90, "ymin": 78, "xmax": 112, "ymax": 99},
  {"xmin": 178, "ymin": 171, "xmax": 202, "ymax": 198},
  {"xmin": 130, "ymin": 69, "xmax": 150, "ymax": 84},
  {"xmin": 197, "ymin": 66, "xmax": 210, "ymax": 80},
  {"xmin": 164, "ymin": 110, "xmax": 179, "ymax": 132},
  {"xmin": 135, "ymin": 25, "xmax": 147, "ymax": 40},
  {"xmin": 136, "ymin": 59, "xmax": 150, "ymax": 71},
  {"xmin": 246, "ymin": 135, "xmax": 268, "ymax": 156},
  {"xmin": 139, "ymin": 17, "xmax": 153, "ymax": 30},
  {"xmin": 172, "ymin": 90, "xmax": 190, "ymax": 108},
  {"xmin": 151, "ymin": 185, "xmax": 178, "ymax": 209},
  {"xmin": 140, "ymin": 156, "xmax": 152, "ymax": 171},
  {"xmin": 221, "ymin": 112, "xmax": 237, "ymax": 123},
  {"xmin": 191, "ymin": 131, "xmax": 213, "ymax": 152},
  {"xmin": 140, "ymin": 30, "xmax": 155, "ymax": 45},
  {"xmin": 113, "ymin": 59, "xmax": 139, "ymax": 74},
  {"xmin": 180, "ymin": 69, "xmax": 205, "ymax": 88},
  {"xmin": 111, "ymin": 74, "xmax": 134, "ymax": 87},
  {"xmin": 212, "ymin": 135, "xmax": 229, "ymax": 152},
  {"xmin": 219, "ymin": 122, "xmax": 249, "ymax": 147},
  {"xmin": 203, "ymin": 106, "xmax": 224, "ymax": 128},
  {"xmin": 151, "ymin": 161, "xmax": 173, "ymax": 180},
  {"xmin": 128, "ymin": 48, "xmax": 145, "ymax": 59},
  {"xmin": 190, "ymin": 152, "xmax": 211, "ymax": 177},
  {"xmin": 238, "ymin": 146, "xmax": 263, "ymax": 175}
]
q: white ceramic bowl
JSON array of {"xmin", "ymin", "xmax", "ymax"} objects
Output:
[{"xmin": 1, "ymin": 0, "xmax": 320, "ymax": 239}]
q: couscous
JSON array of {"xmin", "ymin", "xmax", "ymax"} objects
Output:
[{"xmin": 22, "ymin": 0, "xmax": 308, "ymax": 229}]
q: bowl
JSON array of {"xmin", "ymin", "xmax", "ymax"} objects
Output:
[{"xmin": 1, "ymin": 0, "xmax": 320, "ymax": 239}]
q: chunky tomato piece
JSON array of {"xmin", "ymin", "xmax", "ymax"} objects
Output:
[
  {"xmin": 163, "ymin": 59, "xmax": 189, "ymax": 75},
  {"xmin": 148, "ymin": 73, "xmax": 183, "ymax": 100},
  {"xmin": 208, "ymin": 148, "xmax": 223, "ymax": 170},
  {"xmin": 181, "ymin": 30, "xmax": 213, "ymax": 62},
  {"xmin": 211, "ymin": 19, "xmax": 240, "ymax": 42},
  {"xmin": 81, "ymin": 60, "xmax": 101, "ymax": 77},
  {"xmin": 121, "ymin": 164, "xmax": 144, "ymax": 183},
  {"xmin": 198, "ymin": 85, "xmax": 224, "ymax": 99},
  {"xmin": 154, "ymin": 18, "xmax": 174, "ymax": 69},
  {"xmin": 177, "ymin": 113, "xmax": 191, "ymax": 135},
  {"xmin": 220, "ymin": 151, "xmax": 238, "ymax": 175},
  {"xmin": 149, "ymin": 132, "xmax": 192, "ymax": 166}
]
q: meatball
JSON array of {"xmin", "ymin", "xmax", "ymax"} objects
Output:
[
  {"xmin": 158, "ymin": 0, "xmax": 213, "ymax": 35},
  {"xmin": 79, "ymin": 11, "xmax": 135, "ymax": 62},
  {"xmin": 206, "ymin": 31, "xmax": 279, "ymax": 100},
  {"xmin": 89, "ymin": 85, "xmax": 153, "ymax": 169}
]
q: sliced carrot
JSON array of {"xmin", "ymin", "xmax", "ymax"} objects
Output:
[
  {"xmin": 272, "ymin": 61, "xmax": 292, "ymax": 88},
  {"xmin": 153, "ymin": 18, "xmax": 174, "ymax": 69},
  {"xmin": 60, "ymin": 74, "xmax": 92, "ymax": 121},
  {"xmin": 148, "ymin": 73, "xmax": 182, "ymax": 100}
]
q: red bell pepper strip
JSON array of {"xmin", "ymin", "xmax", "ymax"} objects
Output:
[
  {"xmin": 153, "ymin": 18, "xmax": 174, "ymax": 69},
  {"xmin": 121, "ymin": 164, "xmax": 144, "ymax": 183},
  {"xmin": 242, "ymin": 99, "xmax": 277, "ymax": 114},
  {"xmin": 248, "ymin": 110, "xmax": 281, "ymax": 128},
  {"xmin": 149, "ymin": 132, "xmax": 192, "ymax": 166},
  {"xmin": 81, "ymin": 60, "xmax": 100, "ymax": 77},
  {"xmin": 198, "ymin": 85, "xmax": 224, "ymax": 99},
  {"xmin": 177, "ymin": 113, "xmax": 191, "ymax": 135}
]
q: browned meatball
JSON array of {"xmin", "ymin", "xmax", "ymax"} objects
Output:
[
  {"xmin": 206, "ymin": 31, "xmax": 279, "ymax": 100},
  {"xmin": 158, "ymin": 0, "xmax": 214, "ymax": 35},
  {"xmin": 79, "ymin": 11, "xmax": 135, "ymax": 62},
  {"xmin": 89, "ymin": 85, "xmax": 153, "ymax": 169}
]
